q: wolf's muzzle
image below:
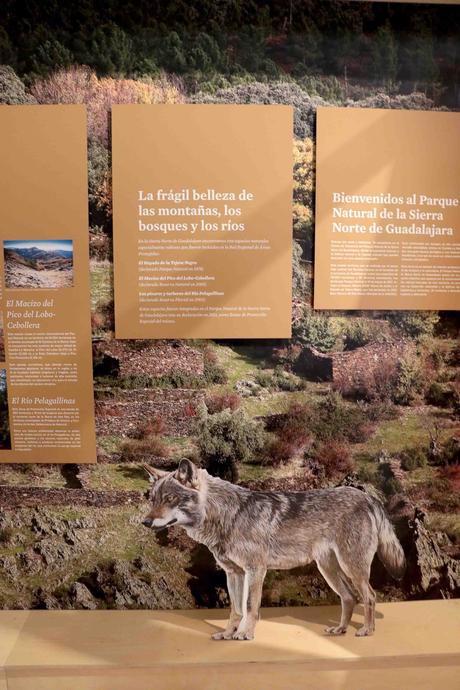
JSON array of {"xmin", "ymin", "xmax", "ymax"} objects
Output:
[{"xmin": 142, "ymin": 518, "xmax": 178, "ymax": 531}]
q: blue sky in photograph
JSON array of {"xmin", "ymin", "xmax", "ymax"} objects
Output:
[{"xmin": 4, "ymin": 240, "xmax": 73, "ymax": 252}]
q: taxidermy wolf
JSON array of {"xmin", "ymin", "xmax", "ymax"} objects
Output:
[{"xmin": 142, "ymin": 459, "xmax": 405, "ymax": 640}]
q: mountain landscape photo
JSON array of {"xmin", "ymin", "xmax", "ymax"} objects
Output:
[{"xmin": 3, "ymin": 240, "xmax": 73, "ymax": 289}]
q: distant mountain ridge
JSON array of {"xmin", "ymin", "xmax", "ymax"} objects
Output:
[{"xmin": 4, "ymin": 246, "xmax": 72, "ymax": 271}]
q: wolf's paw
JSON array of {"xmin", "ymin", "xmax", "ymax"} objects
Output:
[
  {"xmin": 325, "ymin": 625, "xmax": 347, "ymax": 635},
  {"xmin": 211, "ymin": 630, "xmax": 235, "ymax": 641},
  {"xmin": 232, "ymin": 630, "xmax": 254, "ymax": 641},
  {"xmin": 355, "ymin": 626, "xmax": 374, "ymax": 637}
]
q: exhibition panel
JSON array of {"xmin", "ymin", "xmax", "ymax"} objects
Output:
[
  {"xmin": 0, "ymin": 106, "xmax": 96, "ymax": 463},
  {"xmin": 112, "ymin": 104, "xmax": 293, "ymax": 339}
]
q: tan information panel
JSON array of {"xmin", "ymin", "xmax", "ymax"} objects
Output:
[
  {"xmin": 112, "ymin": 105, "xmax": 293, "ymax": 338},
  {"xmin": 314, "ymin": 107, "xmax": 460, "ymax": 310},
  {"xmin": 0, "ymin": 105, "xmax": 96, "ymax": 462}
]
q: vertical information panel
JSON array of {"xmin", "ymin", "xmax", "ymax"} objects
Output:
[
  {"xmin": 314, "ymin": 107, "xmax": 460, "ymax": 310},
  {"xmin": 0, "ymin": 105, "xmax": 96, "ymax": 462},
  {"xmin": 112, "ymin": 105, "xmax": 293, "ymax": 339}
]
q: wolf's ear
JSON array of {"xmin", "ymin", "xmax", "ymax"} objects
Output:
[
  {"xmin": 175, "ymin": 458, "xmax": 200, "ymax": 489},
  {"xmin": 142, "ymin": 464, "xmax": 167, "ymax": 484}
]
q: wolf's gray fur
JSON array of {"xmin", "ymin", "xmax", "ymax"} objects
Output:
[{"xmin": 142, "ymin": 459, "xmax": 405, "ymax": 640}]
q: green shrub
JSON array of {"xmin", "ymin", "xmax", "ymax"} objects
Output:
[
  {"xmin": 357, "ymin": 463, "xmax": 379, "ymax": 484},
  {"xmin": 293, "ymin": 311, "xmax": 337, "ymax": 352},
  {"xmin": 202, "ymin": 348, "xmax": 228, "ymax": 385},
  {"xmin": 275, "ymin": 372, "xmax": 305, "ymax": 392},
  {"xmin": 254, "ymin": 370, "xmax": 273, "ymax": 388},
  {"xmin": 383, "ymin": 477, "xmax": 404, "ymax": 496},
  {"xmin": 120, "ymin": 372, "xmax": 195, "ymax": 389},
  {"xmin": 363, "ymin": 400, "xmax": 399, "ymax": 422},
  {"xmin": 387, "ymin": 311, "xmax": 439, "ymax": 339},
  {"xmin": 400, "ymin": 446, "xmax": 427, "ymax": 471},
  {"xmin": 393, "ymin": 353, "xmax": 425, "ymax": 405},
  {"xmin": 313, "ymin": 391, "xmax": 375, "ymax": 444},
  {"xmin": 254, "ymin": 367, "xmax": 305, "ymax": 392},
  {"xmin": 203, "ymin": 359, "xmax": 227, "ymax": 385},
  {"xmin": 268, "ymin": 393, "xmax": 375, "ymax": 446},
  {"xmin": 426, "ymin": 382, "xmax": 456, "ymax": 409},
  {"xmin": 196, "ymin": 408, "xmax": 266, "ymax": 481},
  {"xmin": 292, "ymin": 241, "xmax": 308, "ymax": 300},
  {"xmin": 343, "ymin": 319, "xmax": 386, "ymax": 350}
]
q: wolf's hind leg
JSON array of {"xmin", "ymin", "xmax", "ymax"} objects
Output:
[
  {"xmin": 212, "ymin": 570, "xmax": 244, "ymax": 640},
  {"xmin": 316, "ymin": 551, "xmax": 357, "ymax": 635},
  {"xmin": 353, "ymin": 579, "xmax": 376, "ymax": 637},
  {"xmin": 335, "ymin": 553, "xmax": 376, "ymax": 636}
]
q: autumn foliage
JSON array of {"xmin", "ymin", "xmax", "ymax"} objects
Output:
[{"xmin": 31, "ymin": 66, "xmax": 183, "ymax": 144}]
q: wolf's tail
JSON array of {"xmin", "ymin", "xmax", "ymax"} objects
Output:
[{"xmin": 372, "ymin": 499, "xmax": 406, "ymax": 580}]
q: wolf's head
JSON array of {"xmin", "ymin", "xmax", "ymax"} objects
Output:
[{"xmin": 141, "ymin": 458, "xmax": 203, "ymax": 532}]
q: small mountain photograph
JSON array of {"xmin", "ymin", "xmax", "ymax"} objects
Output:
[
  {"xmin": 3, "ymin": 240, "xmax": 74, "ymax": 289},
  {"xmin": 0, "ymin": 369, "xmax": 11, "ymax": 450}
]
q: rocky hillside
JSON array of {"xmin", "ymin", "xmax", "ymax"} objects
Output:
[{"xmin": 4, "ymin": 247, "xmax": 73, "ymax": 288}]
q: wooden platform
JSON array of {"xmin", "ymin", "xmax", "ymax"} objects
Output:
[{"xmin": 0, "ymin": 601, "xmax": 458, "ymax": 689}]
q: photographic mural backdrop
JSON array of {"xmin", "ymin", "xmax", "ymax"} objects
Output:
[{"xmin": 0, "ymin": 0, "xmax": 458, "ymax": 609}]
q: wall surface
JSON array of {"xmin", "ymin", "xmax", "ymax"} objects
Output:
[{"xmin": 0, "ymin": 0, "xmax": 458, "ymax": 610}]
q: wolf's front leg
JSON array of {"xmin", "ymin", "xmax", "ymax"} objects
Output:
[
  {"xmin": 233, "ymin": 567, "xmax": 266, "ymax": 641},
  {"xmin": 212, "ymin": 571, "xmax": 245, "ymax": 640}
]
